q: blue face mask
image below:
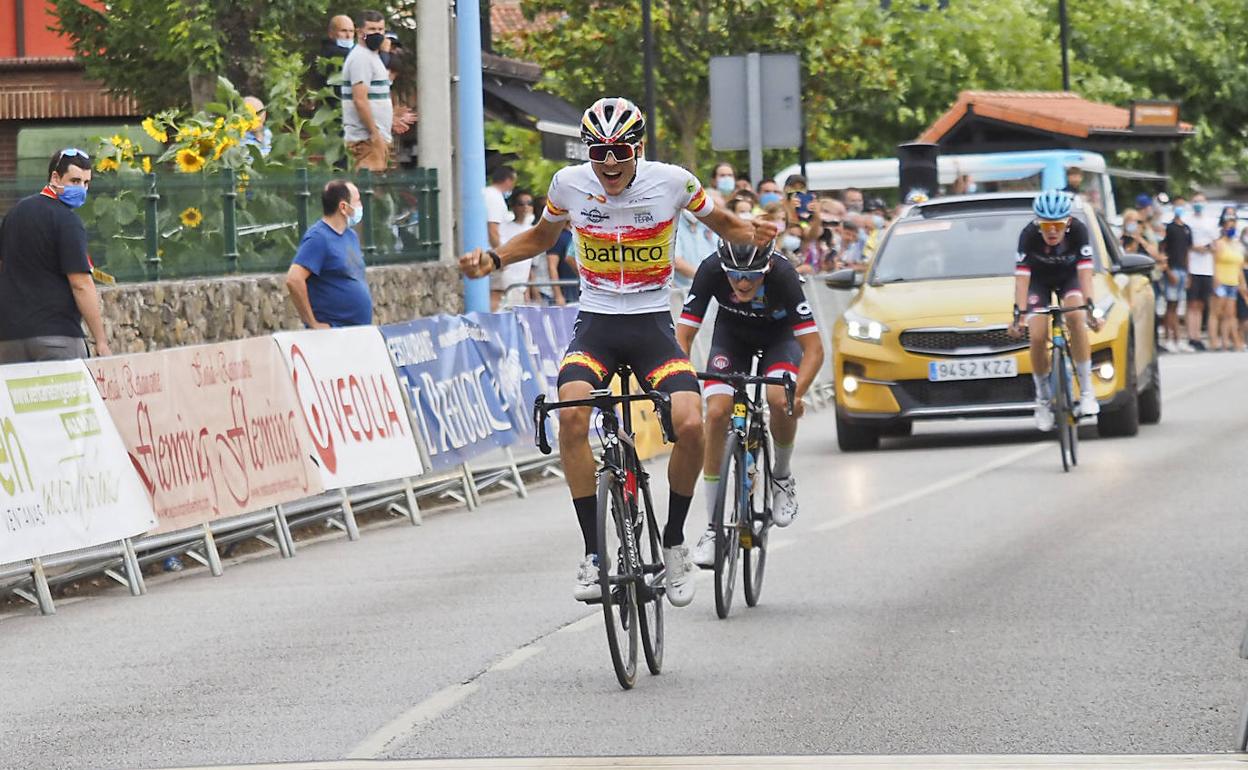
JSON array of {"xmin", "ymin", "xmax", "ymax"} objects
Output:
[
  {"xmin": 759, "ymin": 192, "xmax": 782, "ymax": 207},
  {"xmin": 1173, "ymin": 206, "xmax": 1187, "ymax": 219},
  {"xmin": 57, "ymin": 184, "xmax": 87, "ymax": 209},
  {"xmin": 715, "ymin": 176, "xmax": 735, "ymax": 195},
  {"xmin": 1193, "ymin": 202, "xmax": 1205, "ymax": 215},
  {"xmin": 335, "ymin": 38, "xmax": 354, "ymax": 49},
  {"xmin": 1225, "ymin": 226, "xmax": 1237, "ymax": 238},
  {"xmin": 347, "ymin": 203, "xmax": 363, "ymax": 226}
]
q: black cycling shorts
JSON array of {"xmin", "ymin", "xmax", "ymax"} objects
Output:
[
  {"xmin": 557, "ymin": 311, "xmax": 699, "ymax": 394},
  {"xmin": 1026, "ymin": 269, "xmax": 1084, "ymax": 313},
  {"xmin": 703, "ymin": 322, "xmax": 801, "ymax": 399}
]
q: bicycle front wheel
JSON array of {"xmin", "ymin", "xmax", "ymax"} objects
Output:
[
  {"xmin": 596, "ymin": 472, "xmax": 638, "ymax": 689},
  {"xmin": 637, "ymin": 471, "xmax": 664, "ymax": 676},
  {"xmin": 712, "ymin": 432, "xmax": 742, "ymax": 619},
  {"xmin": 743, "ymin": 430, "xmax": 771, "ymax": 608},
  {"xmin": 1054, "ymin": 353, "xmax": 1073, "ymax": 472}
]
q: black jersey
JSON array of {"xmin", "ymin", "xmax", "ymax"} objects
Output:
[
  {"xmin": 1015, "ymin": 218, "xmax": 1094, "ymax": 279},
  {"xmin": 678, "ymin": 255, "xmax": 817, "ymax": 339}
]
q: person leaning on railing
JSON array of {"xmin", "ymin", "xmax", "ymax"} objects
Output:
[
  {"xmin": 0, "ymin": 148, "xmax": 111, "ymax": 363},
  {"xmin": 285, "ymin": 181, "xmax": 374, "ymax": 329}
]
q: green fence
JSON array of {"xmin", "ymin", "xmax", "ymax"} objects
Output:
[{"xmin": 0, "ymin": 168, "xmax": 440, "ymax": 283}]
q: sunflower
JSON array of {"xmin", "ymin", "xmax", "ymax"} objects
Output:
[
  {"xmin": 179, "ymin": 207, "xmax": 203, "ymax": 229},
  {"xmin": 142, "ymin": 117, "xmax": 167, "ymax": 143},
  {"xmin": 141, "ymin": 156, "xmax": 152, "ymax": 174},
  {"xmin": 212, "ymin": 136, "xmax": 236, "ymax": 160},
  {"xmin": 175, "ymin": 148, "xmax": 206, "ymax": 173},
  {"xmin": 95, "ymin": 157, "xmax": 120, "ymax": 172}
]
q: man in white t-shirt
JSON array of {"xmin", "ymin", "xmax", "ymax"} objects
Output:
[
  {"xmin": 1186, "ymin": 192, "xmax": 1219, "ymax": 350},
  {"xmin": 483, "ymin": 165, "xmax": 516, "ymax": 250},
  {"xmin": 490, "ymin": 192, "xmax": 534, "ymax": 310}
]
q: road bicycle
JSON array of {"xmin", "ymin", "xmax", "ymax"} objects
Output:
[
  {"xmin": 534, "ymin": 366, "xmax": 675, "ymax": 690},
  {"xmin": 1037, "ymin": 304, "xmax": 1089, "ymax": 472},
  {"xmin": 695, "ymin": 364, "xmax": 795, "ymax": 618}
]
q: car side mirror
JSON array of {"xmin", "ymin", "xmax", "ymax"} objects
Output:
[
  {"xmin": 1113, "ymin": 252, "xmax": 1155, "ymax": 275},
  {"xmin": 825, "ymin": 268, "xmax": 863, "ymax": 290}
]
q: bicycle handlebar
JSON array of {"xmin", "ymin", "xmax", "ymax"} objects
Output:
[
  {"xmin": 532, "ymin": 390, "xmax": 677, "ymax": 456},
  {"xmin": 694, "ymin": 371, "xmax": 797, "ymax": 417}
]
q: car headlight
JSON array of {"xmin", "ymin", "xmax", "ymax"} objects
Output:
[{"xmin": 844, "ymin": 313, "xmax": 888, "ymax": 344}]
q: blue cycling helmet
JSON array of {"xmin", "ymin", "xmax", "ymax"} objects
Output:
[{"xmin": 1033, "ymin": 189, "xmax": 1073, "ymax": 221}]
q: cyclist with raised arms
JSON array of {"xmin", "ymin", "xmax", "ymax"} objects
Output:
[
  {"xmin": 675, "ymin": 242, "xmax": 824, "ymax": 566},
  {"xmin": 1009, "ymin": 190, "xmax": 1104, "ymax": 431},
  {"xmin": 460, "ymin": 97, "xmax": 777, "ymax": 606}
]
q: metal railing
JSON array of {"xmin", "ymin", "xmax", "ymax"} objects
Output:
[{"xmin": 0, "ymin": 168, "xmax": 441, "ymax": 283}]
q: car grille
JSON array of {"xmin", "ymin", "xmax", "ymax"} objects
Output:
[
  {"xmin": 899, "ymin": 327, "xmax": 1029, "ymax": 356},
  {"xmin": 893, "ymin": 376, "xmax": 1034, "ymax": 408}
]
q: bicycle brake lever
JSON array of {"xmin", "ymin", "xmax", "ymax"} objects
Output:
[
  {"xmin": 785, "ymin": 378, "xmax": 797, "ymax": 417},
  {"xmin": 650, "ymin": 391, "xmax": 677, "ymax": 444},
  {"xmin": 533, "ymin": 395, "xmax": 552, "ymax": 455}
]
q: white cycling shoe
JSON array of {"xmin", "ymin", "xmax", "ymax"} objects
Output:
[
  {"xmin": 573, "ymin": 554, "xmax": 604, "ymax": 602},
  {"xmin": 1079, "ymin": 392, "xmax": 1100, "ymax": 417},
  {"xmin": 691, "ymin": 528, "xmax": 717, "ymax": 568},
  {"xmin": 1033, "ymin": 398, "xmax": 1055, "ymax": 432},
  {"xmin": 770, "ymin": 476, "xmax": 798, "ymax": 527},
  {"xmin": 663, "ymin": 545, "xmax": 697, "ymax": 607}
]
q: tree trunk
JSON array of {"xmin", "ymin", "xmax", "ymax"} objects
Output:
[{"xmin": 189, "ymin": 72, "xmax": 218, "ymax": 111}]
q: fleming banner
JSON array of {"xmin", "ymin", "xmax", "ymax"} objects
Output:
[
  {"xmin": 0, "ymin": 360, "xmax": 157, "ymax": 564},
  {"xmin": 87, "ymin": 338, "xmax": 325, "ymax": 533},
  {"xmin": 273, "ymin": 327, "xmax": 424, "ymax": 489}
]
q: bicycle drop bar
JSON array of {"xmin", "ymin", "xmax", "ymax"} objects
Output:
[
  {"xmin": 532, "ymin": 390, "xmax": 677, "ymax": 455},
  {"xmin": 694, "ymin": 371, "xmax": 797, "ymax": 416}
]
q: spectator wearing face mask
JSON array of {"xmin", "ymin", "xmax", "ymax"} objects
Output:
[
  {"xmin": 862, "ymin": 198, "xmax": 890, "ymax": 260},
  {"xmin": 1185, "ymin": 192, "xmax": 1218, "ymax": 350},
  {"xmin": 1160, "ymin": 196, "xmax": 1193, "ymax": 352},
  {"xmin": 1120, "ymin": 208, "xmax": 1159, "ymax": 260},
  {"xmin": 843, "ymin": 187, "xmax": 864, "ymax": 214},
  {"xmin": 757, "ymin": 179, "xmax": 784, "ymax": 210},
  {"xmin": 710, "ymin": 162, "xmax": 737, "ymax": 198},
  {"xmin": 1210, "ymin": 207, "xmax": 1248, "ymax": 351},
  {"xmin": 729, "ymin": 195, "xmax": 755, "ymax": 220}
]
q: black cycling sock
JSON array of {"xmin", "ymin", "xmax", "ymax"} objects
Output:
[
  {"xmin": 573, "ymin": 495, "xmax": 597, "ymax": 556},
  {"xmin": 663, "ymin": 491, "xmax": 693, "ymax": 547}
]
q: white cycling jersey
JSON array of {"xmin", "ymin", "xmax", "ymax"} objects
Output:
[{"xmin": 542, "ymin": 159, "xmax": 714, "ymax": 314}]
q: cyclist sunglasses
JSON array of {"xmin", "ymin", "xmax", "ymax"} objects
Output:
[
  {"xmin": 723, "ymin": 266, "xmax": 769, "ymax": 282},
  {"xmin": 1038, "ymin": 219, "xmax": 1069, "ymax": 235},
  {"xmin": 587, "ymin": 142, "xmax": 637, "ymax": 163}
]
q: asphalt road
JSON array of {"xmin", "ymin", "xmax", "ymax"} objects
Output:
[{"xmin": 2, "ymin": 352, "xmax": 1247, "ymax": 770}]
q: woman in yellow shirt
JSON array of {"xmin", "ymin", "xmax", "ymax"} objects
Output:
[{"xmin": 1210, "ymin": 207, "xmax": 1248, "ymax": 351}]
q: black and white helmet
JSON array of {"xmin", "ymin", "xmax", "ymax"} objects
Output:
[
  {"xmin": 580, "ymin": 97, "xmax": 646, "ymax": 145},
  {"xmin": 716, "ymin": 240, "xmax": 773, "ymax": 272}
]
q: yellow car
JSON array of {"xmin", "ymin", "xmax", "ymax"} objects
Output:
[{"xmin": 828, "ymin": 193, "xmax": 1161, "ymax": 451}]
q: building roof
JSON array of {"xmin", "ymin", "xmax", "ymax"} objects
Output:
[{"xmin": 918, "ymin": 91, "xmax": 1194, "ymax": 144}]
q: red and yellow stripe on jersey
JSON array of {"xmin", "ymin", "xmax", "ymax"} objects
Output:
[
  {"xmin": 560, "ymin": 351, "xmax": 608, "ymax": 381},
  {"xmin": 575, "ymin": 217, "xmax": 678, "ymax": 293}
]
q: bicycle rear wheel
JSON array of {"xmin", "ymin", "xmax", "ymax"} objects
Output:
[
  {"xmin": 636, "ymin": 472, "xmax": 664, "ymax": 676},
  {"xmin": 712, "ymin": 432, "xmax": 742, "ymax": 619},
  {"xmin": 1054, "ymin": 353, "xmax": 1072, "ymax": 472},
  {"xmin": 743, "ymin": 428, "xmax": 770, "ymax": 608},
  {"xmin": 596, "ymin": 472, "xmax": 638, "ymax": 689}
]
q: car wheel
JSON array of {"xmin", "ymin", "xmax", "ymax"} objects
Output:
[
  {"xmin": 1139, "ymin": 361, "xmax": 1161, "ymax": 425},
  {"xmin": 880, "ymin": 419, "xmax": 913, "ymax": 437},
  {"xmin": 1097, "ymin": 333, "xmax": 1139, "ymax": 438},
  {"xmin": 836, "ymin": 409, "xmax": 880, "ymax": 452}
]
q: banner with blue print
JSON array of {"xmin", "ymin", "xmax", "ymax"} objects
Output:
[
  {"xmin": 465, "ymin": 311, "xmax": 546, "ymax": 442},
  {"xmin": 512, "ymin": 305, "xmax": 578, "ymax": 397}
]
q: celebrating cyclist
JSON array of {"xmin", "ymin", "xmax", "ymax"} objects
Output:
[
  {"xmin": 1009, "ymin": 190, "xmax": 1104, "ymax": 431},
  {"xmin": 675, "ymin": 241, "xmax": 824, "ymax": 567},
  {"xmin": 460, "ymin": 97, "xmax": 776, "ymax": 606}
]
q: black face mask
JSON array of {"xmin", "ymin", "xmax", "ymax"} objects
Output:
[{"xmin": 364, "ymin": 32, "xmax": 385, "ymax": 51}]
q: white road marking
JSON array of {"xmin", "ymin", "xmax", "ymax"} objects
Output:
[
  {"xmin": 487, "ymin": 645, "xmax": 545, "ymax": 672},
  {"xmin": 557, "ymin": 612, "xmax": 600, "ymax": 634},
  {"xmin": 345, "ymin": 681, "xmax": 480, "ymax": 759}
]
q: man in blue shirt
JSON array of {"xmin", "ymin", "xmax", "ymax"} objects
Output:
[{"xmin": 285, "ymin": 180, "xmax": 374, "ymax": 328}]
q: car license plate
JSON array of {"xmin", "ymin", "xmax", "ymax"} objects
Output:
[{"xmin": 928, "ymin": 357, "xmax": 1018, "ymax": 382}]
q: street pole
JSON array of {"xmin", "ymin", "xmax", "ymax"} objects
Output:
[
  {"xmin": 456, "ymin": 0, "xmax": 490, "ymax": 312},
  {"xmin": 642, "ymin": 0, "xmax": 659, "ymax": 159},
  {"xmin": 419, "ymin": 0, "xmax": 456, "ymax": 262},
  {"xmin": 1059, "ymin": 0, "xmax": 1071, "ymax": 91}
]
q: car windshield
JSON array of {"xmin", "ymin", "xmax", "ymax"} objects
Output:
[{"xmin": 871, "ymin": 211, "xmax": 1094, "ymax": 284}]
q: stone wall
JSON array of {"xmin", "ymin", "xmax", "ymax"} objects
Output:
[{"xmin": 99, "ymin": 262, "xmax": 463, "ymax": 353}]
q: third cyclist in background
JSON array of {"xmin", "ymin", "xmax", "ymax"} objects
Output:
[{"xmin": 676, "ymin": 241, "xmax": 824, "ymax": 567}]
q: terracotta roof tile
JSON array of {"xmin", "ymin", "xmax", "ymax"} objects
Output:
[
  {"xmin": 918, "ymin": 90, "xmax": 1193, "ymax": 143},
  {"xmin": 491, "ymin": 0, "xmax": 556, "ymax": 41}
]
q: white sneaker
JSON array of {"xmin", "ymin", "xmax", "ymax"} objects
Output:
[
  {"xmin": 770, "ymin": 475, "xmax": 798, "ymax": 527},
  {"xmin": 1079, "ymin": 392, "xmax": 1100, "ymax": 417},
  {"xmin": 1176, "ymin": 340, "xmax": 1195, "ymax": 353},
  {"xmin": 1033, "ymin": 398, "xmax": 1055, "ymax": 432},
  {"xmin": 573, "ymin": 554, "xmax": 604, "ymax": 602},
  {"xmin": 663, "ymin": 545, "xmax": 697, "ymax": 607},
  {"xmin": 1161, "ymin": 339, "xmax": 1178, "ymax": 354},
  {"xmin": 691, "ymin": 528, "xmax": 717, "ymax": 568}
]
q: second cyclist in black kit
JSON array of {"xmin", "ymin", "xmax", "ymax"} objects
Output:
[{"xmin": 676, "ymin": 242, "xmax": 824, "ymax": 567}]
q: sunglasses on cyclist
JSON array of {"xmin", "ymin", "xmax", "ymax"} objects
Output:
[
  {"xmin": 722, "ymin": 265, "xmax": 769, "ymax": 282},
  {"xmin": 1037, "ymin": 219, "xmax": 1070, "ymax": 236},
  {"xmin": 587, "ymin": 143, "xmax": 638, "ymax": 163}
]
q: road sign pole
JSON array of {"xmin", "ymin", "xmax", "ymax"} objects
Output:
[{"xmin": 746, "ymin": 52, "xmax": 763, "ymax": 188}]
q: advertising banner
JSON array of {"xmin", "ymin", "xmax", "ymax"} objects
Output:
[
  {"xmin": 467, "ymin": 311, "xmax": 546, "ymax": 441},
  {"xmin": 512, "ymin": 305, "xmax": 578, "ymax": 398},
  {"xmin": 273, "ymin": 327, "xmax": 423, "ymax": 489},
  {"xmin": 381, "ymin": 315, "xmax": 520, "ymax": 473},
  {"xmin": 86, "ymin": 338, "xmax": 325, "ymax": 533},
  {"xmin": 0, "ymin": 360, "xmax": 157, "ymax": 564}
]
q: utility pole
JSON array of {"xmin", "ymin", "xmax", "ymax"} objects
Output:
[
  {"xmin": 419, "ymin": 0, "xmax": 456, "ymax": 262},
  {"xmin": 642, "ymin": 0, "xmax": 659, "ymax": 159},
  {"xmin": 1059, "ymin": 0, "xmax": 1071, "ymax": 91},
  {"xmin": 456, "ymin": 0, "xmax": 490, "ymax": 312}
]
